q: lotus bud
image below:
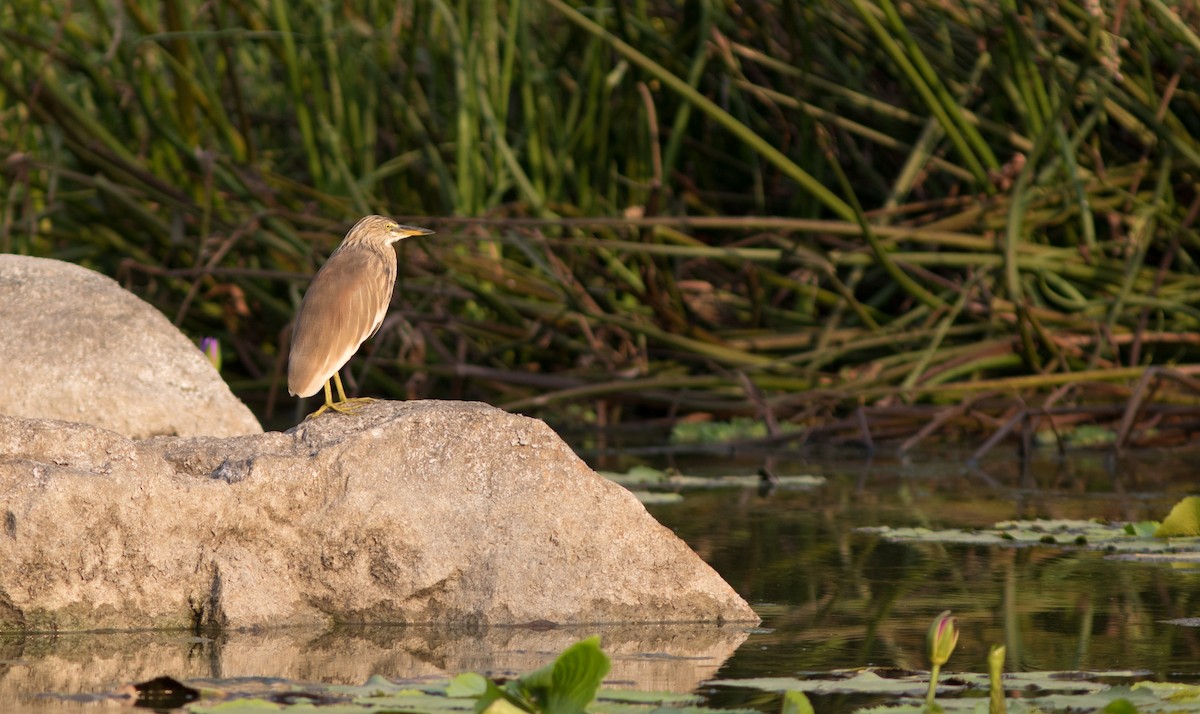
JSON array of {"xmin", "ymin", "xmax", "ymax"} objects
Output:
[
  {"xmin": 928, "ymin": 610, "xmax": 959, "ymax": 668},
  {"xmin": 988, "ymin": 644, "xmax": 1007, "ymax": 714},
  {"xmin": 924, "ymin": 610, "xmax": 958, "ymax": 713},
  {"xmin": 200, "ymin": 337, "xmax": 222, "ymax": 372}
]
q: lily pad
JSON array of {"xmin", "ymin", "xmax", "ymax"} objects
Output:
[
  {"xmin": 630, "ymin": 491, "xmax": 685, "ymax": 505},
  {"xmin": 593, "ymin": 705, "xmax": 757, "ymax": 714},
  {"xmin": 328, "ymin": 674, "xmax": 441, "ymax": 697},
  {"xmin": 595, "ymin": 690, "xmax": 704, "ymax": 704},
  {"xmin": 600, "ymin": 466, "xmax": 823, "ymax": 490},
  {"xmin": 708, "ymin": 669, "xmax": 1200, "ymax": 714},
  {"xmin": 859, "ymin": 519, "xmax": 1200, "ymax": 559},
  {"xmin": 1124, "ymin": 521, "xmax": 1160, "ymax": 537},
  {"xmin": 708, "ymin": 668, "xmax": 1138, "ymax": 697},
  {"xmin": 853, "ymin": 686, "xmax": 1165, "ymax": 714}
]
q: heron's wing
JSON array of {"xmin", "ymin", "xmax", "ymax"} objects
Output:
[{"xmin": 287, "ymin": 249, "xmax": 395, "ymax": 397}]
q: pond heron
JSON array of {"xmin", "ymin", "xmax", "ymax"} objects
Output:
[{"xmin": 288, "ymin": 215, "xmax": 434, "ymax": 418}]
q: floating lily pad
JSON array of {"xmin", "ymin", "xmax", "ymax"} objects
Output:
[
  {"xmin": 853, "ymin": 686, "xmax": 1166, "ymax": 714},
  {"xmin": 593, "ymin": 705, "xmax": 757, "ymax": 714},
  {"xmin": 708, "ymin": 668, "xmax": 1198, "ymax": 714},
  {"xmin": 859, "ymin": 519, "xmax": 1200, "ymax": 559},
  {"xmin": 708, "ymin": 670, "xmax": 964, "ymax": 696},
  {"xmin": 1124, "ymin": 521, "xmax": 1161, "ymax": 537},
  {"xmin": 600, "ymin": 466, "xmax": 823, "ymax": 490},
  {"xmin": 190, "ymin": 702, "xmax": 291, "ymax": 712},
  {"xmin": 191, "ymin": 701, "xmax": 372, "ymax": 713},
  {"xmin": 187, "ymin": 682, "xmax": 709, "ymax": 713},
  {"xmin": 125, "ymin": 665, "xmax": 1200, "ymax": 714},
  {"xmin": 630, "ymin": 491, "xmax": 685, "ymax": 505},
  {"xmin": 595, "ymin": 689, "xmax": 704, "ymax": 704},
  {"xmin": 328, "ymin": 674, "xmax": 442, "ymax": 697},
  {"xmin": 708, "ymin": 668, "xmax": 1140, "ymax": 697}
]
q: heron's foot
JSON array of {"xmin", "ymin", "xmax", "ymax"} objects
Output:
[
  {"xmin": 330, "ymin": 396, "xmax": 375, "ymax": 414},
  {"xmin": 305, "ymin": 396, "xmax": 376, "ymax": 420}
]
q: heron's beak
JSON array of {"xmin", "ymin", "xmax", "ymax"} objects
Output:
[{"xmin": 396, "ymin": 225, "xmax": 434, "ymax": 238}]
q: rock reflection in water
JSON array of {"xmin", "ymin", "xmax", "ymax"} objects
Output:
[{"xmin": 0, "ymin": 623, "xmax": 750, "ymax": 712}]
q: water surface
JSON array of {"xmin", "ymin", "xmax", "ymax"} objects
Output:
[{"xmin": 653, "ymin": 447, "xmax": 1200, "ymax": 694}]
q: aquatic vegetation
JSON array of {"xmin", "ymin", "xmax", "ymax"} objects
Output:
[
  {"xmin": 712, "ymin": 669, "xmax": 1200, "ymax": 713},
  {"xmin": 669, "ymin": 418, "xmax": 804, "ymax": 446},
  {"xmin": 863, "ymin": 494, "xmax": 1200, "ymax": 556},
  {"xmin": 860, "ymin": 517, "xmax": 1200, "ymax": 556},
  {"xmin": 179, "ymin": 637, "xmax": 737, "ymax": 713},
  {"xmin": 200, "ymin": 337, "xmax": 222, "ymax": 372},
  {"xmin": 925, "ymin": 610, "xmax": 959, "ymax": 712},
  {"xmin": 989, "ymin": 646, "xmax": 1007, "ymax": 714},
  {"xmin": 599, "ymin": 465, "xmax": 824, "ymax": 490},
  {"xmin": 6, "ymin": 1, "xmax": 1200, "ymax": 440},
  {"xmin": 598, "ymin": 464, "xmax": 823, "ymax": 503},
  {"xmin": 102, "ymin": 624, "xmax": 1200, "ymax": 714},
  {"xmin": 1154, "ymin": 496, "xmax": 1200, "ymax": 538},
  {"xmin": 455, "ymin": 636, "xmax": 610, "ymax": 714}
]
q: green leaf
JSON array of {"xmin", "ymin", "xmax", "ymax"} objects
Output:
[
  {"xmin": 1156, "ymin": 497, "xmax": 1200, "ymax": 537},
  {"xmin": 448, "ymin": 673, "xmax": 490, "ymax": 698},
  {"xmin": 781, "ymin": 690, "xmax": 815, "ymax": 714},
  {"xmin": 484, "ymin": 699, "xmax": 534, "ymax": 714},
  {"xmin": 515, "ymin": 658, "xmax": 555, "ymax": 700},
  {"xmin": 544, "ymin": 636, "xmax": 611, "ymax": 714},
  {"xmin": 476, "ymin": 676, "xmax": 532, "ymax": 714},
  {"xmin": 1124, "ymin": 522, "xmax": 1160, "ymax": 537},
  {"xmin": 1104, "ymin": 698, "xmax": 1142, "ymax": 714},
  {"xmin": 475, "ymin": 637, "xmax": 610, "ymax": 714}
]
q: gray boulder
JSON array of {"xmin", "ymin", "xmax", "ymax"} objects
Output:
[
  {"xmin": 0, "ymin": 400, "xmax": 758, "ymax": 631},
  {"xmin": 0, "ymin": 254, "xmax": 261, "ymax": 438}
]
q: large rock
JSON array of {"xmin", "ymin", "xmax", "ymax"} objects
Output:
[
  {"xmin": 0, "ymin": 254, "xmax": 261, "ymax": 438},
  {"xmin": 0, "ymin": 400, "xmax": 758, "ymax": 631}
]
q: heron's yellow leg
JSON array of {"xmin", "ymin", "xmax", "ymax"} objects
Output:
[
  {"xmin": 304, "ymin": 373, "xmax": 374, "ymax": 419},
  {"xmin": 332, "ymin": 372, "xmax": 376, "ymax": 410},
  {"xmin": 303, "ymin": 380, "xmax": 337, "ymax": 419}
]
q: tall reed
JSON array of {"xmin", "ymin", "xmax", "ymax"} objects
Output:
[{"xmin": 3, "ymin": 0, "xmax": 1200, "ymax": 435}]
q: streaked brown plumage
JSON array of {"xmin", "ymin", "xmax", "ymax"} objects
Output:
[{"xmin": 288, "ymin": 215, "xmax": 433, "ymax": 417}]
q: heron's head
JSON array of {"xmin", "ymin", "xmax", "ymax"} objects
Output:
[
  {"xmin": 384, "ymin": 219, "xmax": 435, "ymax": 243},
  {"xmin": 348, "ymin": 215, "xmax": 435, "ymax": 246}
]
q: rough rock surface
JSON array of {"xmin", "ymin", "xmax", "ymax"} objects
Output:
[
  {"xmin": 0, "ymin": 254, "xmax": 261, "ymax": 438},
  {"xmin": 0, "ymin": 400, "xmax": 759, "ymax": 631}
]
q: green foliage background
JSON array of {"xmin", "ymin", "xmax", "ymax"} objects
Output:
[{"xmin": 4, "ymin": 0, "xmax": 1200, "ymax": 428}]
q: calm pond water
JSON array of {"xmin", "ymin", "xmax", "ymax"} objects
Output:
[
  {"xmin": 645, "ymin": 447, "xmax": 1200, "ymax": 693},
  {"xmin": 3, "ymin": 445, "xmax": 1200, "ymax": 712}
]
